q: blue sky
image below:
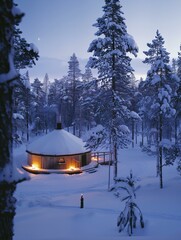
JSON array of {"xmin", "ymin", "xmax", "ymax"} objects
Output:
[{"xmin": 15, "ymin": 0, "xmax": 181, "ymax": 81}]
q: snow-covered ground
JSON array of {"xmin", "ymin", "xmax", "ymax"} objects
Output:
[{"xmin": 13, "ymin": 143, "xmax": 181, "ymax": 240}]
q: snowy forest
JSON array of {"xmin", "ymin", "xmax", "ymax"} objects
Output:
[{"xmin": 0, "ymin": 0, "xmax": 181, "ymax": 239}]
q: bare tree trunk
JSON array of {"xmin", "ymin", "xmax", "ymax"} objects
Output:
[
  {"xmin": 156, "ymin": 121, "xmax": 160, "ymax": 177},
  {"xmin": 135, "ymin": 122, "xmax": 138, "ymax": 145},
  {"xmin": 159, "ymin": 114, "xmax": 163, "ymax": 189},
  {"xmin": 26, "ymin": 110, "xmax": 29, "ymax": 142},
  {"xmin": 132, "ymin": 119, "xmax": 134, "ymax": 148},
  {"xmin": 141, "ymin": 120, "xmax": 144, "ymax": 146},
  {"xmin": 175, "ymin": 117, "xmax": 178, "ymax": 144},
  {"xmin": 0, "ymin": 182, "xmax": 16, "ymax": 240},
  {"xmin": 0, "ymin": 82, "xmax": 14, "ymax": 177},
  {"xmin": 113, "ymin": 143, "xmax": 118, "ymax": 180}
]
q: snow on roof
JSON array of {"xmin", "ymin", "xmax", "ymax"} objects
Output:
[{"xmin": 26, "ymin": 129, "xmax": 90, "ymax": 156}]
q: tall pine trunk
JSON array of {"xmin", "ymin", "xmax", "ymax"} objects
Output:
[
  {"xmin": 159, "ymin": 114, "xmax": 163, "ymax": 188},
  {"xmin": 0, "ymin": 2, "xmax": 23, "ymax": 238},
  {"xmin": 112, "ymin": 36, "xmax": 118, "ymax": 180},
  {"xmin": 0, "ymin": 82, "xmax": 14, "ymax": 178},
  {"xmin": 132, "ymin": 119, "xmax": 134, "ymax": 148},
  {"xmin": 141, "ymin": 120, "xmax": 144, "ymax": 146},
  {"xmin": 72, "ymin": 71, "xmax": 76, "ymax": 135},
  {"xmin": 0, "ymin": 182, "xmax": 16, "ymax": 240},
  {"xmin": 175, "ymin": 116, "xmax": 178, "ymax": 144},
  {"xmin": 0, "ymin": 82, "xmax": 16, "ymax": 240}
]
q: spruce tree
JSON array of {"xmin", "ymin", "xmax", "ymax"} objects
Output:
[
  {"xmin": 67, "ymin": 53, "xmax": 81, "ymax": 134},
  {"xmin": 0, "ymin": 1, "xmax": 24, "ymax": 238},
  {"xmin": 87, "ymin": 0, "xmax": 138, "ymax": 178},
  {"xmin": 174, "ymin": 46, "xmax": 181, "ymax": 143},
  {"xmin": 142, "ymin": 30, "xmax": 179, "ymax": 188},
  {"xmin": 0, "ymin": 0, "xmax": 24, "ymax": 181},
  {"xmin": 43, "ymin": 73, "xmax": 50, "ymax": 104},
  {"xmin": 14, "ymin": 28, "xmax": 39, "ymax": 71},
  {"xmin": 31, "ymin": 78, "xmax": 46, "ymax": 135}
]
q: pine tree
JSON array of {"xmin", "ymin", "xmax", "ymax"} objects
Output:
[
  {"xmin": 0, "ymin": 1, "xmax": 24, "ymax": 239},
  {"xmin": 67, "ymin": 53, "xmax": 81, "ymax": 134},
  {"xmin": 0, "ymin": 0, "xmax": 24, "ymax": 181},
  {"xmin": 142, "ymin": 30, "xmax": 179, "ymax": 188},
  {"xmin": 87, "ymin": 0, "xmax": 138, "ymax": 178},
  {"xmin": 13, "ymin": 28, "xmax": 39, "ymax": 71},
  {"xmin": 43, "ymin": 73, "xmax": 50, "ymax": 104},
  {"xmin": 174, "ymin": 46, "xmax": 181, "ymax": 143},
  {"xmin": 31, "ymin": 78, "xmax": 46, "ymax": 135},
  {"xmin": 48, "ymin": 78, "xmax": 69, "ymax": 128},
  {"xmin": 116, "ymin": 171, "xmax": 144, "ymax": 236},
  {"xmin": 13, "ymin": 71, "xmax": 35, "ymax": 142},
  {"xmin": 82, "ymin": 66, "xmax": 93, "ymax": 83}
]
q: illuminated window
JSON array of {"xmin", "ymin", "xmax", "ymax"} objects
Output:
[{"xmin": 58, "ymin": 158, "xmax": 65, "ymax": 164}]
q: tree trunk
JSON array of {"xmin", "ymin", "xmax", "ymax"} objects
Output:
[
  {"xmin": 111, "ymin": 33, "xmax": 118, "ymax": 180},
  {"xmin": 159, "ymin": 114, "xmax": 163, "ymax": 189},
  {"xmin": 135, "ymin": 122, "xmax": 138, "ymax": 145},
  {"xmin": 141, "ymin": 120, "xmax": 144, "ymax": 147},
  {"xmin": 156, "ymin": 121, "xmax": 160, "ymax": 177},
  {"xmin": 0, "ymin": 82, "xmax": 14, "ymax": 179},
  {"xmin": 26, "ymin": 110, "xmax": 29, "ymax": 142},
  {"xmin": 113, "ymin": 143, "xmax": 118, "ymax": 180},
  {"xmin": 175, "ymin": 117, "xmax": 178, "ymax": 144},
  {"xmin": 0, "ymin": 182, "xmax": 16, "ymax": 240},
  {"xmin": 132, "ymin": 119, "xmax": 134, "ymax": 148},
  {"xmin": 72, "ymin": 71, "xmax": 76, "ymax": 135}
]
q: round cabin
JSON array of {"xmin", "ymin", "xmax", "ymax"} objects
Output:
[{"xmin": 24, "ymin": 124, "xmax": 91, "ymax": 174}]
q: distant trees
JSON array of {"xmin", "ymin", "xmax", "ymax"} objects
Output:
[
  {"xmin": 13, "ymin": 71, "xmax": 33, "ymax": 142},
  {"xmin": 12, "ymin": 11, "xmax": 39, "ymax": 144},
  {"xmin": 31, "ymin": 78, "xmax": 46, "ymax": 135},
  {"xmin": 87, "ymin": 0, "xmax": 138, "ymax": 179}
]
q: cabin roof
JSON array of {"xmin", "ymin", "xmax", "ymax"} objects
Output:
[{"xmin": 26, "ymin": 129, "xmax": 90, "ymax": 156}]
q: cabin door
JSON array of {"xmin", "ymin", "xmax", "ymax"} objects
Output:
[{"xmin": 81, "ymin": 154, "xmax": 87, "ymax": 167}]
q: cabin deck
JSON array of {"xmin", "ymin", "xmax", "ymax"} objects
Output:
[{"xmin": 22, "ymin": 161, "xmax": 98, "ymax": 175}]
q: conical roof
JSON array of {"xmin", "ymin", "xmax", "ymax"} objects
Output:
[{"xmin": 26, "ymin": 129, "xmax": 90, "ymax": 156}]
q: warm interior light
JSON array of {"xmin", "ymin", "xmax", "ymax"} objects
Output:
[
  {"xmin": 32, "ymin": 164, "xmax": 39, "ymax": 169},
  {"xmin": 68, "ymin": 166, "xmax": 76, "ymax": 171},
  {"xmin": 91, "ymin": 156, "xmax": 98, "ymax": 161}
]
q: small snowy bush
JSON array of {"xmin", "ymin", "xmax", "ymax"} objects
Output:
[{"xmin": 115, "ymin": 171, "xmax": 144, "ymax": 236}]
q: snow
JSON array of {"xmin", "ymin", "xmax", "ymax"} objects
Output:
[
  {"xmin": 26, "ymin": 129, "xmax": 89, "ymax": 155},
  {"xmin": 124, "ymin": 33, "xmax": 139, "ymax": 57},
  {"xmin": 119, "ymin": 125, "xmax": 130, "ymax": 134},
  {"xmin": 22, "ymin": 78, "xmax": 31, "ymax": 89},
  {"xmin": 151, "ymin": 75, "xmax": 161, "ymax": 85},
  {"xmin": 130, "ymin": 111, "xmax": 141, "ymax": 120},
  {"xmin": 13, "ymin": 140, "xmax": 181, "ymax": 240},
  {"xmin": 26, "ymin": 43, "xmax": 39, "ymax": 54},
  {"xmin": 13, "ymin": 113, "xmax": 24, "ymax": 120},
  {"xmin": 160, "ymin": 139, "xmax": 174, "ymax": 149},
  {"xmin": 0, "ymin": 146, "xmax": 29, "ymax": 183},
  {"xmin": 12, "ymin": 5, "xmax": 23, "ymax": 17}
]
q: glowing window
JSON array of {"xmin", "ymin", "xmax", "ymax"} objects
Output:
[{"xmin": 58, "ymin": 158, "xmax": 65, "ymax": 164}]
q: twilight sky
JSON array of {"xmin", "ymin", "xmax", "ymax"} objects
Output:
[{"xmin": 15, "ymin": 0, "xmax": 181, "ymax": 81}]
